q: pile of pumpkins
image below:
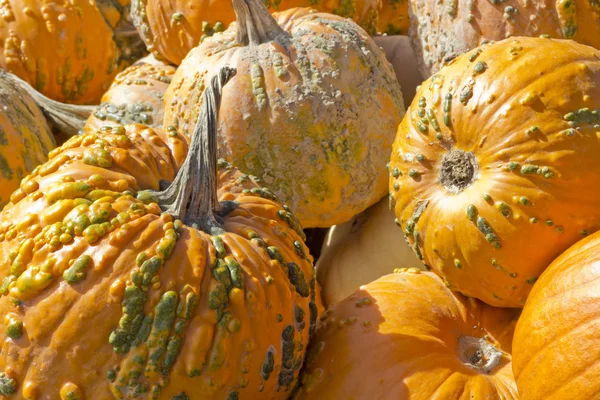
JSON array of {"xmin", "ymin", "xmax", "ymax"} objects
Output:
[{"xmin": 0, "ymin": 0, "xmax": 599, "ymax": 398}]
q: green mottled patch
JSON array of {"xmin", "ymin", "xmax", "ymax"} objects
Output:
[
  {"xmin": 63, "ymin": 254, "xmax": 92, "ymax": 284},
  {"xmin": 0, "ymin": 373, "xmax": 16, "ymax": 395}
]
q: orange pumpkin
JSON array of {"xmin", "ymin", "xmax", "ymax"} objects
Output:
[
  {"xmin": 0, "ymin": 0, "xmax": 121, "ymax": 104},
  {"xmin": 0, "ymin": 68, "xmax": 318, "ymax": 399},
  {"xmin": 0, "ymin": 71, "xmax": 55, "ymax": 209},
  {"xmin": 389, "ymin": 36, "xmax": 600, "ymax": 307},
  {"xmin": 410, "ymin": 0, "xmax": 600, "ymax": 77},
  {"xmin": 132, "ymin": 0, "xmax": 382, "ymax": 65},
  {"xmin": 512, "ymin": 231, "xmax": 600, "ymax": 399},
  {"xmin": 377, "ymin": 0, "xmax": 409, "ymax": 35},
  {"xmin": 85, "ymin": 55, "xmax": 176, "ymax": 133},
  {"xmin": 164, "ymin": 1, "xmax": 404, "ymax": 228},
  {"xmin": 295, "ymin": 270, "xmax": 519, "ymax": 399}
]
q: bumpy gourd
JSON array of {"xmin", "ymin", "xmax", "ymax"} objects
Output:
[
  {"xmin": 377, "ymin": 0, "xmax": 409, "ymax": 35},
  {"xmin": 295, "ymin": 271, "xmax": 519, "ymax": 399},
  {"xmin": 164, "ymin": 0, "xmax": 404, "ymax": 228},
  {"xmin": 410, "ymin": 0, "xmax": 600, "ymax": 77},
  {"xmin": 0, "ymin": 68, "xmax": 317, "ymax": 399},
  {"xmin": 513, "ymin": 231, "xmax": 600, "ymax": 400},
  {"xmin": 316, "ymin": 197, "xmax": 422, "ymax": 307},
  {"xmin": 85, "ymin": 55, "xmax": 176, "ymax": 133},
  {"xmin": 132, "ymin": 0, "xmax": 382, "ymax": 65},
  {"xmin": 0, "ymin": 0, "xmax": 121, "ymax": 103},
  {"xmin": 0, "ymin": 71, "xmax": 55, "ymax": 209},
  {"xmin": 389, "ymin": 37, "xmax": 600, "ymax": 307}
]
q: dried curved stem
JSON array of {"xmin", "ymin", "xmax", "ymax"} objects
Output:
[
  {"xmin": 154, "ymin": 67, "xmax": 236, "ymax": 233},
  {"xmin": 232, "ymin": 0, "xmax": 288, "ymax": 45},
  {"xmin": 7, "ymin": 72, "xmax": 93, "ymax": 139}
]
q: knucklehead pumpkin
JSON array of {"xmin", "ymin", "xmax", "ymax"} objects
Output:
[
  {"xmin": 164, "ymin": 0, "xmax": 404, "ymax": 228},
  {"xmin": 0, "ymin": 68, "xmax": 318, "ymax": 399},
  {"xmin": 389, "ymin": 37, "xmax": 600, "ymax": 307}
]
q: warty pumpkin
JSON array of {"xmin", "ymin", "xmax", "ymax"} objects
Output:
[
  {"xmin": 0, "ymin": 67, "xmax": 318, "ymax": 399},
  {"xmin": 164, "ymin": 0, "xmax": 404, "ymax": 228},
  {"xmin": 316, "ymin": 196, "xmax": 422, "ymax": 307},
  {"xmin": 377, "ymin": 0, "xmax": 409, "ymax": 35},
  {"xmin": 295, "ymin": 270, "xmax": 519, "ymax": 399},
  {"xmin": 389, "ymin": 36, "xmax": 600, "ymax": 308},
  {"xmin": 410, "ymin": 0, "xmax": 600, "ymax": 77},
  {"xmin": 0, "ymin": 0, "xmax": 122, "ymax": 104},
  {"xmin": 0, "ymin": 71, "xmax": 55, "ymax": 210},
  {"xmin": 512, "ymin": 231, "xmax": 600, "ymax": 400},
  {"xmin": 85, "ymin": 55, "xmax": 176, "ymax": 133},
  {"xmin": 132, "ymin": 0, "xmax": 382, "ymax": 65}
]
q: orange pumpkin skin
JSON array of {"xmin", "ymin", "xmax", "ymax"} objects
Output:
[
  {"xmin": 165, "ymin": 6, "xmax": 404, "ymax": 228},
  {"xmin": 132, "ymin": 0, "xmax": 382, "ymax": 65},
  {"xmin": 0, "ymin": 74, "xmax": 317, "ymax": 397},
  {"xmin": 410, "ymin": 0, "xmax": 600, "ymax": 77},
  {"xmin": 377, "ymin": 0, "xmax": 409, "ymax": 35},
  {"xmin": 85, "ymin": 55, "xmax": 176, "ymax": 132},
  {"xmin": 389, "ymin": 37, "xmax": 600, "ymax": 307},
  {"xmin": 512, "ymin": 232, "xmax": 600, "ymax": 399},
  {"xmin": 0, "ymin": 0, "xmax": 120, "ymax": 104},
  {"xmin": 0, "ymin": 71, "xmax": 55, "ymax": 210},
  {"xmin": 295, "ymin": 270, "xmax": 519, "ymax": 399}
]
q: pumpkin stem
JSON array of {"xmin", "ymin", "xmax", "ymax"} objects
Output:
[
  {"xmin": 232, "ymin": 0, "xmax": 288, "ymax": 45},
  {"xmin": 438, "ymin": 149, "xmax": 478, "ymax": 194},
  {"xmin": 458, "ymin": 336, "xmax": 504, "ymax": 374},
  {"xmin": 6, "ymin": 71, "xmax": 93, "ymax": 141},
  {"xmin": 154, "ymin": 67, "xmax": 237, "ymax": 233}
]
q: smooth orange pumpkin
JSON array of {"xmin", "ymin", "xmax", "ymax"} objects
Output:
[
  {"xmin": 295, "ymin": 270, "xmax": 519, "ymax": 399},
  {"xmin": 164, "ymin": 1, "xmax": 404, "ymax": 228},
  {"xmin": 0, "ymin": 68, "xmax": 317, "ymax": 399},
  {"xmin": 85, "ymin": 55, "xmax": 176, "ymax": 133},
  {"xmin": 512, "ymin": 231, "xmax": 600, "ymax": 399},
  {"xmin": 316, "ymin": 196, "xmax": 423, "ymax": 307},
  {"xmin": 377, "ymin": 0, "xmax": 409, "ymax": 35},
  {"xmin": 132, "ymin": 0, "xmax": 382, "ymax": 65},
  {"xmin": 389, "ymin": 36, "xmax": 600, "ymax": 307},
  {"xmin": 410, "ymin": 0, "xmax": 600, "ymax": 77},
  {"xmin": 0, "ymin": 71, "xmax": 55, "ymax": 209},
  {"xmin": 0, "ymin": 0, "xmax": 121, "ymax": 104}
]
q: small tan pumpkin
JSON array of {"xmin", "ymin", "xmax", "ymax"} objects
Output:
[{"xmin": 316, "ymin": 196, "xmax": 423, "ymax": 307}]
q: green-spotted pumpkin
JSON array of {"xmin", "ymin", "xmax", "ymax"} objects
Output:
[
  {"xmin": 164, "ymin": 0, "xmax": 405, "ymax": 228},
  {"xmin": 0, "ymin": 68, "xmax": 318, "ymax": 399},
  {"xmin": 85, "ymin": 55, "xmax": 176, "ymax": 133}
]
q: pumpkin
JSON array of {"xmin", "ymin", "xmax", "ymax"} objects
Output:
[
  {"xmin": 164, "ymin": 1, "xmax": 404, "ymax": 228},
  {"xmin": 295, "ymin": 270, "xmax": 519, "ymax": 399},
  {"xmin": 0, "ymin": 67, "xmax": 318, "ymax": 399},
  {"xmin": 389, "ymin": 36, "xmax": 600, "ymax": 308},
  {"xmin": 0, "ymin": 71, "xmax": 55, "ymax": 210},
  {"xmin": 377, "ymin": 0, "xmax": 409, "ymax": 35},
  {"xmin": 512, "ymin": 230, "xmax": 600, "ymax": 399},
  {"xmin": 410, "ymin": 0, "xmax": 600, "ymax": 78},
  {"xmin": 85, "ymin": 55, "xmax": 176, "ymax": 133},
  {"xmin": 132, "ymin": 0, "xmax": 382, "ymax": 65},
  {"xmin": 316, "ymin": 196, "xmax": 423, "ymax": 307},
  {"xmin": 373, "ymin": 35, "xmax": 422, "ymax": 106},
  {"xmin": 0, "ymin": 0, "xmax": 123, "ymax": 104}
]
